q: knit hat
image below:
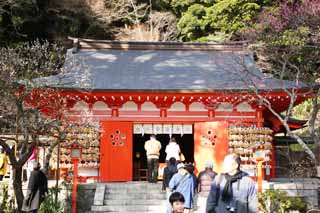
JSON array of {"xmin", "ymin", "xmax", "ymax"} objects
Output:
[
  {"xmin": 205, "ymin": 160, "xmax": 213, "ymax": 168},
  {"xmin": 177, "ymin": 163, "xmax": 184, "ymax": 170},
  {"xmin": 33, "ymin": 161, "xmax": 40, "ymax": 169}
]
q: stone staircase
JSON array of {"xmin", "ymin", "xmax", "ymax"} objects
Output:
[{"xmin": 90, "ymin": 182, "xmax": 167, "ymax": 213}]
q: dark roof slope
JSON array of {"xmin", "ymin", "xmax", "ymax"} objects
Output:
[{"xmin": 34, "ymin": 39, "xmax": 306, "ymax": 92}]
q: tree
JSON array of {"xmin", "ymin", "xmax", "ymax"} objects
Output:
[
  {"xmin": 175, "ymin": 0, "xmax": 271, "ymax": 41},
  {"xmin": 0, "ymin": 40, "xmax": 65, "ymax": 211},
  {"xmin": 0, "ymin": 0, "xmax": 114, "ymax": 46},
  {"xmin": 244, "ymin": 0, "xmax": 320, "ymax": 168}
]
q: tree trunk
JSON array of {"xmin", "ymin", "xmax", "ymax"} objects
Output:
[
  {"xmin": 44, "ymin": 140, "xmax": 58, "ymax": 174},
  {"xmin": 13, "ymin": 166, "xmax": 24, "ymax": 212}
]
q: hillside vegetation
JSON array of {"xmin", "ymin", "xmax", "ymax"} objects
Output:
[{"xmin": 0, "ymin": 0, "xmax": 276, "ymax": 45}]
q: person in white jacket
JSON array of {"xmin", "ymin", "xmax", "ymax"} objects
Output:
[
  {"xmin": 165, "ymin": 137, "xmax": 181, "ymax": 162},
  {"xmin": 144, "ymin": 134, "xmax": 162, "ymax": 183}
]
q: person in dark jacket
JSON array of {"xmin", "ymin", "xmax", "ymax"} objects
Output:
[
  {"xmin": 163, "ymin": 157, "xmax": 178, "ymax": 191},
  {"xmin": 197, "ymin": 160, "xmax": 217, "ymax": 213},
  {"xmin": 185, "ymin": 163, "xmax": 198, "ymax": 193},
  {"xmin": 22, "ymin": 162, "xmax": 48, "ymax": 213},
  {"xmin": 206, "ymin": 154, "xmax": 258, "ymax": 213},
  {"xmin": 163, "ymin": 157, "xmax": 178, "ymax": 213}
]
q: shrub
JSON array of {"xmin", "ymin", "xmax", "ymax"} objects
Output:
[
  {"xmin": 259, "ymin": 189, "xmax": 309, "ymax": 213},
  {"xmin": 39, "ymin": 187, "xmax": 64, "ymax": 213}
]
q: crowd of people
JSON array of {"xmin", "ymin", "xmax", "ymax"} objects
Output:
[{"xmin": 144, "ymin": 135, "xmax": 258, "ymax": 213}]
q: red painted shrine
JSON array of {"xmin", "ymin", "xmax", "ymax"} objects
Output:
[{"xmin": 28, "ymin": 38, "xmax": 314, "ymax": 182}]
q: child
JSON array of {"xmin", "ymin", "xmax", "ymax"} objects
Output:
[{"xmin": 169, "ymin": 192, "xmax": 185, "ymax": 213}]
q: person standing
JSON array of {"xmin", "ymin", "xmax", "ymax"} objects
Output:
[
  {"xmin": 0, "ymin": 147, "xmax": 8, "ymax": 181},
  {"xmin": 144, "ymin": 134, "xmax": 162, "ymax": 183},
  {"xmin": 197, "ymin": 160, "xmax": 217, "ymax": 213},
  {"xmin": 163, "ymin": 157, "xmax": 178, "ymax": 192},
  {"xmin": 206, "ymin": 153, "xmax": 258, "ymax": 213},
  {"xmin": 169, "ymin": 163, "xmax": 195, "ymax": 213},
  {"xmin": 22, "ymin": 162, "xmax": 48, "ymax": 213},
  {"xmin": 185, "ymin": 163, "xmax": 198, "ymax": 193},
  {"xmin": 165, "ymin": 137, "xmax": 181, "ymax": 163},
  {"xmin": 163, "ymin": 157, "xmax": 178, "ymax": 213}
]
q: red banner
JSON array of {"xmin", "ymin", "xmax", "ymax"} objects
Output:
[{"xmin": 194, "ymin": 122, "xmax": 229, "ymax": 174}]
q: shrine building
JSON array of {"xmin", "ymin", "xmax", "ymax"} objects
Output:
[{"xmin": 29, "ymin": 38, "xmax": 313, "ymax": 182}]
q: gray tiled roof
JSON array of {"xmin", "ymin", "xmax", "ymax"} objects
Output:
[{"xmin": 35, "ymin": 48, "xmax": 303, "ymax": 92}]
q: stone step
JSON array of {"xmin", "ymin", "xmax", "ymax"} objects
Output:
[
  {"xmin": 104, "ymin": 183, "xmax": 162, "ymax": 190},
  {"xmin": 104, "ymin": 192, "xmax": 166, "ymax": 200},
  {"xmin": 91, "ymin": 204, "xmax": 166, "ymax": 212},
  {"xmin": 104, "ymin": 199, "xmax": 167, "ymax": 206},
  {"xmin": 105, "ymin": 188, "xmax": 163, "ymax": 194}
]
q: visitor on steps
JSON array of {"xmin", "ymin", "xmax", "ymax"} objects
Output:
[
  {"xmin": 165, "ymin": 137, "xmax": 181, "ymax": 163},
  {"xmin": 163, "ymin": 157, "xmax": 178, "ymax": 191},
  {"xmin": 197, "ymin": 160, "xmax": 217, "ymax": 213},
  {"xmin": 206, "ymin": 153, "xmax": 258, "ymax": 213},
  {"xmin": 144, "ymin": 134, "xmax": 161, "ymax": 183},
  {"xmin": 163, "ymin": 157, "xmax": 178, "ymax": 213},
  {"xmin": 185, "ymin": 163, "xmax": 198, "ymax": 193},
  {"xmin": 169, "ymin": 163, "xmax": 195, "ymax": 213},
  {"xmin": 169, "ymin": 192, "xmax": 185, "ymax": 213}
]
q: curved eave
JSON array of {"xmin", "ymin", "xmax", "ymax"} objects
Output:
[{"xmin": 29, "ymin": 84, "xmax": 318, "ymax": 94}]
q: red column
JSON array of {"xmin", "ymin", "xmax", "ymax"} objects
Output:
[
  {"xmin": 256, "ymin": 109, "xmax": 263, "ymax": 127},
  {"xmin": 257, "ymin": 160, "xmax": 263, "ymax": 193},
  {"xmin": 208, "ymin": 109, "xmax": 215, "ymax": 118},
  {"xmin": 270, "ymin": 140, "xmax": 276, "ymax": 178},
  {"xmin": 160, "ymin": 108, "xmax": 167, "ymax": 117},
  {"xmin": 256, "ymin": 108, "xmax": 265, "ymax": 180},
  {"xmin": 111, "ymin": 108, "xmax": 119, "ymax": 117}
]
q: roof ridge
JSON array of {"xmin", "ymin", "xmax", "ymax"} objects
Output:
[{"xmin": 68, "ymin": 37, "xmax": 248, "ymax": 52}]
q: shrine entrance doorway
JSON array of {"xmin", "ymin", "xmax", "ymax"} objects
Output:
[{"xmin": 132, "ymin": 124, "xmax": 194, "ymax": 181}]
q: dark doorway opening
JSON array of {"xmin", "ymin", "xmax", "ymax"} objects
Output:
[{"xmin": 132, "ymin": 133, "xmax": 194, "ymax": 181}]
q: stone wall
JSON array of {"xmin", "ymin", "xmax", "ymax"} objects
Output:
[
  {"xmin": 263, "ymin": 178, "xmax": 320, "ymax": 209},
  {"xmin": 63, "ymin": 183, "xmax": 96, "ymax": 213}
]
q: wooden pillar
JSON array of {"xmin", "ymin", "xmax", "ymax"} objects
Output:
[
  {"xmin": 256, "ymin": 109, "xmax": 263, "ymax": 127},
  {"xmin": 160, "ymin": 108, "xmax": 167, "ymax": 117},
  {"xmin": 270, "ymin": 140, "xmax": 276, "ymax": 178},
  {"xmin": 256, "ymin": 107, "xmax": 265, "ymax": 180},
  {"xmin": 208, "ymin": 109, "xmax": 215, "ymax": 118},
  {"xmin": 111, "ymin": 108, "xmax": 119, "ymax": 117}
]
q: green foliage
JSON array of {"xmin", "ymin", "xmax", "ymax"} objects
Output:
[
  {"xmin": 176, "ymin": 0, "xmax": 265, "ymax": 41},
  {"xmin": 177, "ymin": 4, "xmax": 208, "ymax": 41},
  {"xmin": 259, "ymin": 189, "xmax": 309, "ymax": 213},
  {"xmin": 39, "ymin": 187, "xmax": 64, "ymax": 213},
  {"xmin": 292, "ymin": 98, "xmax": 320, "ymax": 136},
  {"xmin": 170, "ymin": 0, "xmax": 198, "ymax": 15},
  {"xmin": 0, "ymin": 0, "xmax": 113, "ymax": 46},
  {"xmin": 289, "ymin": 143, "xmax": 315, "ymax": 151},
  {"xmin": 207, "ymin": 0, "xmax": 261, "ymax": 33},
  {"xmin": 0, "ymin": 182, "xmax": 9, "ymax": 213},
  {"xmin": 0, "ymin": 181, "xmax": 16, "ymax": 213}
]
